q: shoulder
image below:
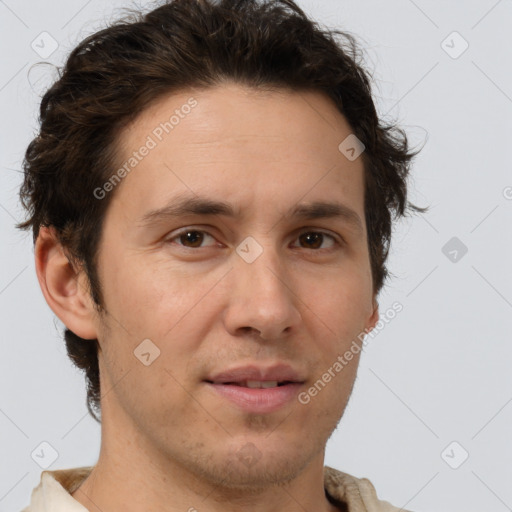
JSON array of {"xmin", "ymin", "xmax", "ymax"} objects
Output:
[
  {"xmin": 19, "ymin": 466, "xmax": 94, "ymax": 512},
  {"xmin": 324, "ymin": 465, "xmax": 413, "ymax": 512}
]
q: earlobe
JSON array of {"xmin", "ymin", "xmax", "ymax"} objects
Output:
[
  {"xmin": 365, "ymin": 298, "xmax": 379, "ymax": 333},
  {"xmin": 35, "ymin": 226, "xmax": 98, "ymax": 340}
]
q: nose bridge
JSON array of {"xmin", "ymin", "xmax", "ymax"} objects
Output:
[
  {"xmin": 224, "ymin": 233, "xmax": 300, "ymax": 339},
  {"xmin": 235, "ymin": 233, "xmax": 289, "ymax": 304}
]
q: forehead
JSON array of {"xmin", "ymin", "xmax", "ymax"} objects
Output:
[{"xmin": 107, "ymin": 83, "xmax": 366, "ymax": 229}]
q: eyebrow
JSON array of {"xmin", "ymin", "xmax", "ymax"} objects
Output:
[{"xmin": 137, "ymin": 194, "xmax": 364, "ymax": 234}]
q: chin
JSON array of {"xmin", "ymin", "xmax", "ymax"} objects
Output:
[
  {"xmin": 186, "ymin": 434, "xmax": 320, "ymax": 492},
  {"xmin": 210, "ymin": 454, "xmax": 311, "ymax": 491}
]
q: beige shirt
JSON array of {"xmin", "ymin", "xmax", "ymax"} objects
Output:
[{"xmin": 20, "ymin": 465, "xmax": 410, "ymax": 512}]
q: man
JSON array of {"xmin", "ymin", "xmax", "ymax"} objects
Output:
[{"xmin": 17, "ymin": 0, "xmax": 424, "ymax": 510}]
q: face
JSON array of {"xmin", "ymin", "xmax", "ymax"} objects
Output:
[{"xmin": 90, "ymin": 83, "xmax": 378, "ymax": 488}]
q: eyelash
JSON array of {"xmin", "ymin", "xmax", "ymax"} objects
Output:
[{"xmin": 165, "ymin": 227, "xmax": 343, "ymax": 252}]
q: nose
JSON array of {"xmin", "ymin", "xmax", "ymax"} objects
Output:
[{"xmin": 222, "ymin": 240, "xmax": 302, "ymax": 341}]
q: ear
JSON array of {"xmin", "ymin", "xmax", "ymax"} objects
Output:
[
  {"xmin": 364, "ymin": 297, "xmax": 379, "ymax": 333},
  {"xmin": 34, "ymin": 226, "xmax": 99, "ymax": 340}
]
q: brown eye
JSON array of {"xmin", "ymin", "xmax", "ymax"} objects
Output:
[
  {"xmin": 167, "ymin": 229, "xmax": 216, "ymax": 248},
  {"xmin": 179, "ymin": 230, "xmax": 204, "ymax": 247},
  {"xmin": 294, "ymin": 231, "xmax": 338, "ymax": 250}
]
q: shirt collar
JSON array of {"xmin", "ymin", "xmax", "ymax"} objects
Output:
[{"xmin": 24, "ymin": 465, "xmax": 399, "ymax": 512}]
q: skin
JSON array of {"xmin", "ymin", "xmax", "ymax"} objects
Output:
[{"xmin": 35, "ymin": 82, "xmax": 379, "ymax": 512}]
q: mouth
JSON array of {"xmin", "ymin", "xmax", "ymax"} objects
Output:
[
  {"xmin": 203, "ymin": 363, "xmax": 306, "ymax": 413},
  {"xmin": 205, "ymin": 380, "xmax": 298, "ymax": 388},
  {"xmin": 203, "ymin": 380, "xmax": 304, "ymax": 413}
]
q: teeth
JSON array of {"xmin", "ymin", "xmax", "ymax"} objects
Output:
[{"xmin": 246, "ymin": 380, "xmax": 279, "ymax": 389}]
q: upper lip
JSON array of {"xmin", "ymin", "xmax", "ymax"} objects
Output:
[{"xmin": 205, "ymin": 363, "xmax": 305, "ymax": 384}]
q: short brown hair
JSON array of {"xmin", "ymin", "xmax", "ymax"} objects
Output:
[{"xmin": 17, "ymin": 0, "xmax": 426, "ymax": 422}]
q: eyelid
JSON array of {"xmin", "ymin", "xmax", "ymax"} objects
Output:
[
  {"xmin": 290, "ymin": 228, "xmax": 343, "ymax": 249},
  {"xmin": 165, "ymin": 226, "xmax": 344, "ymax": 250},
  {"xmin": 165, "ymin": 226, "xmax": 219, "ymax": 249}
]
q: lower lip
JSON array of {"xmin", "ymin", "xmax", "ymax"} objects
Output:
[{"xmin": 205, "ymin": 382, "xmax": 303, "ymax": 413}]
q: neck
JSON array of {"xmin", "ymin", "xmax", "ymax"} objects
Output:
[
  {"xmin": 71, "ymin": 418, "xmax": 340, "ymax": 512},
  {"xmin": 71, "ymin": 373, "xmax": 341, "ymax": 512}
]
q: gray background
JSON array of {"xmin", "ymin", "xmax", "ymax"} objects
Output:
[{"xmin": 1, "ymin": 1, "xmax": 511, "ymax": 511}]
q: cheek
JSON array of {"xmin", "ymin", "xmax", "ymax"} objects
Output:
[
  {"xmin": 302, "ymin": 269, "xmax": 373, "ymax": 328},
  {"xmin": 297, "ymin": 277, "xmax": 373, "ymax": 387},
  {"xmin": 103, "ymin": 253, "xmax": 208, "ymax": 337}
]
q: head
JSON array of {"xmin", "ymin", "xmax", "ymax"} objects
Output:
[{"xmin": 18, "ymin": 0, "xmax": 425, "ymax": 488}]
